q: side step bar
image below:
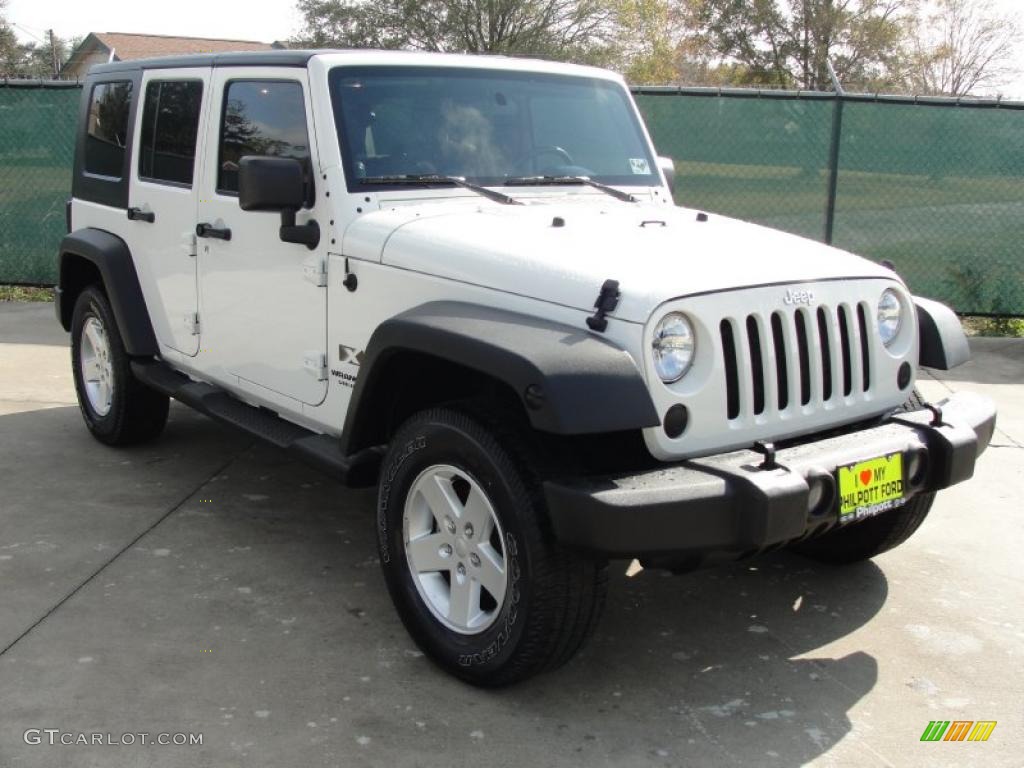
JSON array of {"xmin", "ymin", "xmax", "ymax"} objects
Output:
[{"xmin": 131, "ymin": 360, "xmax": 382, "ymax": 487}]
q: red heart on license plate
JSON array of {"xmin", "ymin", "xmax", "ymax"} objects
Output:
[{"xmin": 860, "ymin": 469, "xmax": 872, "ymax": 486}]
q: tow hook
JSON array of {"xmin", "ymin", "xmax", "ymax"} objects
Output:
[
  {"xmin": 924, "ymin": 402, "xmax": 945, "ymax": 427},
  {"xmin": 752, "ymin": 440, "xmax": 780, "ymax": 470}
]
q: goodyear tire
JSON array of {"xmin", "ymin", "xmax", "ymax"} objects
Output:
[
  {"xmin": 71, "ymin": 285, "xmax": 169, "ymax": 446},
  {"xmin": 377, "ymin": 406, "xmax": 607, "ymax": 686},
  {"xmin": 794, "ymin": 390, "xmax": 935, "ymax": 564}
]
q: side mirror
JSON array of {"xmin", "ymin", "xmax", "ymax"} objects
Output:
[
  {"xmin": 238, "ymin": 156, "xmax": 320, "ymax": 250},
  {"xmin": 657, "ymin": 156, "xmax": 676, "ymax": 197},
  {"xmin": 239, "ymin": 156, "xmax": 306, "ymax": 211}
]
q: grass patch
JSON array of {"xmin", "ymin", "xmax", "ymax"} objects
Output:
[
  {"xmin": 0, "ymin": 285, "xmax": 54, "ymax": 302},
  {"xmin": 961, "ymin": 316, "xmax": 1024, "ymax": 337}
]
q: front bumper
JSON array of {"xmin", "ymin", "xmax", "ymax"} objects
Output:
[{"xmin": 543, "ymin": 392, "xmax": 996, "ymax": 562}]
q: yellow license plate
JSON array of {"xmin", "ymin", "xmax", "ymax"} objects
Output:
[{"xmin": 837, "ymin": 453, "xmax": 905, "ymax": 521}]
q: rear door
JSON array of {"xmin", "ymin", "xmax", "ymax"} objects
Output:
[
  {"xmin": 195, "ymin": 68, "xmax": 328, "ymax": 406},
  {"xmin": 127, "ymin": 68, "xmax": 210, "ymax": 356}
]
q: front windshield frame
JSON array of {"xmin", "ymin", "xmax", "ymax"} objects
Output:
[{"xmin": 327, "ymin": 65, "xmax": 659, "ymax": 194}]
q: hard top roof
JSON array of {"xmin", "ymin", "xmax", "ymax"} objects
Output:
[{"xmin": 85, "ymin": 48, "xmax": 618, "ymax": 81}]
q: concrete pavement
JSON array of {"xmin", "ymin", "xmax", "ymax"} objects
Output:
[{"xmin": 1, "ymin": 301, "xmax": 1021, "ymax": 767}]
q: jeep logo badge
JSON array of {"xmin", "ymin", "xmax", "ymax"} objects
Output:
[{"xmin": 784, "ymin": 288, "xmax": 815, "ymax": 306}]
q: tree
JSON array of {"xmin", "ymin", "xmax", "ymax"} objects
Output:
[
  {"xmin": 678, "ymin": 0, "xmax": 912, "ymax": 90},
  {"xmin": 16, "ymin": 37, "xmax": 71, "ymax": 78},
  {"xmin": 613, "ymin": 0, "xmax": 681, "ymax": 83},
  {"xmin": 0, "ymin": 0, "xmax": 22, "ymax": 76},
  {"xmin": 0, "ymin": 2, "xmax": 74, "ymax": 79},
  {"xmin": 293, "ymin": 0, "xmax": 618, "ymax": 63},
  {"xmin": 906, "ymin": 0, "xmax": 1021, "ymax": 95}
]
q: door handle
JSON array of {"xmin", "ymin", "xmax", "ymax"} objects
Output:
[
  {"xmin": 127, "ymin": 207, "xmax": 155, "ymax": 223},
  {"xmin": 196, "ymin": 223, "xmax": 232, "ymax": 241}
]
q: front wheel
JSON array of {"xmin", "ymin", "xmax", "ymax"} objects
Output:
[{"xmin": 376, "ymin": 407, "xmax": 607, "ymax": 686}]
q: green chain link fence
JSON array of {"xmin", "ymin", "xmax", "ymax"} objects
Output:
[
  {"xmin": 0, "ymin": 82, "xmax": 79, "ymax": 285},
  {"xmin": 635, "ymin": 87, "xmax": 1024, "ymax": 317},
  {"xmin": 1, "ymin": 81, "xmax": 1022, "ymax": 315}
]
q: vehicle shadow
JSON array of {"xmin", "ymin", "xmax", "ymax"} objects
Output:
[{"xmin": 506, "ymin": 553, "xmax": 888, "ymax": 764}]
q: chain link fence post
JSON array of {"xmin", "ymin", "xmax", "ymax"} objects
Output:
[{"xmin": 823, "ymin": 61, "xmax": 845, "ymax": 246}]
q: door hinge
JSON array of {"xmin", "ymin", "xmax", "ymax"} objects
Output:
[
  {"xmin": 303, "ymin": 351, "xmax": 327, "ymax": 381},
  {"xmin": 186, "ymin": 313, "xmax": 200, "ymax": 335},
  {"xmin": 302, "ymin": 255, "xmax": 328, "ymax": 287}
]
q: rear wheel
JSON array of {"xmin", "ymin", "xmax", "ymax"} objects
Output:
[
  {"xmin": 71, "ymin": 285, "xmax": 169, "ymax": 446},
  {"xmin": 376, "ymin": 406, "xmax": 607, "ymax": 686},
  {"xmin": 794, "ymin": 390, "xmax": 935, "ymax": 564}
]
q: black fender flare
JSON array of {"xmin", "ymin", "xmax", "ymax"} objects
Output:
[
  {"xmin": 914, "ymin": 296, "xmax": 969, "ymax": 370},
  {"xmin": 339, "ymin": 301, "xmax": 660, "ymax": 453},
  {"xmin": 57, "ymin": 228, "xmax": 158, "ymax": 357}
]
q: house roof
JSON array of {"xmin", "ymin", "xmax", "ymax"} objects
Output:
[{"xmin": 89, "ymin": 32, "xmax": 276, "ymax": 60}]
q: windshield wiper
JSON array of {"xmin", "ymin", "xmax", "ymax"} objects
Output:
[
  {"xmin": 504, "ymin": 175, "xmax": 637, "ymax": 203},
  {"xmin": 359, "ymin": 174, "xmax": 522, "ymax": 206}
]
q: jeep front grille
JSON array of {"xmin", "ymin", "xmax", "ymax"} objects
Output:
[
  {"xmin": 719, "ymin": 303, "xmax": 873, "ymax": 422},
  {"xmin": 642, "ymin": 279, "xmax": 915, "ymax": 461}
]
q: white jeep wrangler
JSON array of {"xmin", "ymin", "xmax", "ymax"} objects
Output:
[{"xmin": 57, "ymin": 49, "xmax": 996, "ymax": 686}]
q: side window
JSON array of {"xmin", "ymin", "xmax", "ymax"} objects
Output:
[
  {"xmin": 218, "ymin": 80, "xmax": 310, "ymax": 195},
  {"xmin": 84, "ymin": 81, "xmax": 133, "ymax": 178},
  {"xmin": 139, "ymin": 80, "xmax": 204, "ymax": 186}
]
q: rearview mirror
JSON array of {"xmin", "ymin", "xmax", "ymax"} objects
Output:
[
  {"xmin": 238, "ymin": 156, "xmax": 320, "ymax": 250},
  {"xmin": 239, "ymin": 156, "xmax": 307, "ymax": 212},
  {"xmin": 657, "ymin": 156, "xmax": 676, "ymax": 197}
]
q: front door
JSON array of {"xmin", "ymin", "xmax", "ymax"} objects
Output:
[
  {"xmin": 196, "ymin": 69, "xmax": 328, "ymax": 406},
  {"xmin": 127, "ymin": 68, "xmax": 209, "ymax": 356}
]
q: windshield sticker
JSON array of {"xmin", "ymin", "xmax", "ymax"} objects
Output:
[{"xmin": 629, "ymin": 158, "xmax": 651, "ymax": 175}]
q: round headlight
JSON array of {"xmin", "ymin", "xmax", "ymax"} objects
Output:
[
  {"xmin": 877, "ymin": 288, "xmax": 902, "ymax": 346},
  {"xmin": 652, "ymin": 312, "xmax": 696, "ymax": 383}
]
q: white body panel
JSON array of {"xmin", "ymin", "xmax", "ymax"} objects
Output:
[
  {"xmin": 345, "ymin": 199, "xmax": 894, "ymax": 322},
  {"xmin": 194, "ymin": 67, "xmax": 328, "ymax": 409},
  {"xmin": 125, "ymin": 67, "xmax": 211, "ymax": 357}
]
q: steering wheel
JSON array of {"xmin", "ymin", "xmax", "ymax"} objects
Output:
[{"xmin": 519, "ymin": 145, "xmax": 575, "ymax": 170}]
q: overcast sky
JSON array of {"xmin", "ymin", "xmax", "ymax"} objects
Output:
[{"xmin": 6, "ymin": 0, "xmax": 1024, "ymax": 97}]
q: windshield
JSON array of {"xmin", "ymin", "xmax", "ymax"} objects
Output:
[{"xmin": 328, "ymin": 66, "xmax": 658, "ymax": 191}]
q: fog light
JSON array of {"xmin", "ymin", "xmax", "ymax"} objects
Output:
[
  {"xmin": 907, "ymin": 451, "xmax": 928, "ymax": 487},
  {"xmin": 806, "ymin": 474, "xmax": 834, "ymax": 517},
  {"xmin": 897, "ymin": 362, "xmax": 912, "ymax": 390},
  {"xmin": 664, "ymin": 404, "xmax": 689, "ymax": 438}
]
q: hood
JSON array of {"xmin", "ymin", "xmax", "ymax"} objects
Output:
[{"xmin": 342, "ymin": 196, "xmax": 897, "ymax": 323}]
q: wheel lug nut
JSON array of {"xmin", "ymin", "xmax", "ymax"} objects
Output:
[
  {"xmin": 445, "ymin": 517, "xmax": 456, "ymax": 534},
  {"xmin": 457, "ymin": 563, "xmax": 466, "ymax": 577},
  {"xmin": 440, "ymin": 544, "xmax": 452, "ymax": 557},
  {"xmin": 464, "ymin": 523, "xmax": 474, "ymax": 538},
  {"xmin": 470, "ymin": 553, "xmax": 480, "ymax": 567}
]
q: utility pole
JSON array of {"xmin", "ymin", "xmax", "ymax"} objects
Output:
[{"xmin": 48, "ymin": 28, "xmax": 58, "ymax": 78}]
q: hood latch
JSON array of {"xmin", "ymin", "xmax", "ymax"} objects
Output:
[{"xmin": 586, "ymin": 279, "xmax": 621, "ymax": 333}]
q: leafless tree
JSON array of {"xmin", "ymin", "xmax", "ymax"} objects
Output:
[{"xmin": 907, "ymin": 0, "xmax": 1021, "ymax": 95}]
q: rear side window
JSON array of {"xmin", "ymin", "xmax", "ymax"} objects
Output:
[
  {"xmin": 218, "ymin": 80, "xmax": 310, "ymax": 194},
  {"xmin": 84, "ymin": 81, "xmax": 133, "ymax": 178},
  {"xmin": 139, "ymin": 80, "xmax": 204, "ymax": 186}
]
